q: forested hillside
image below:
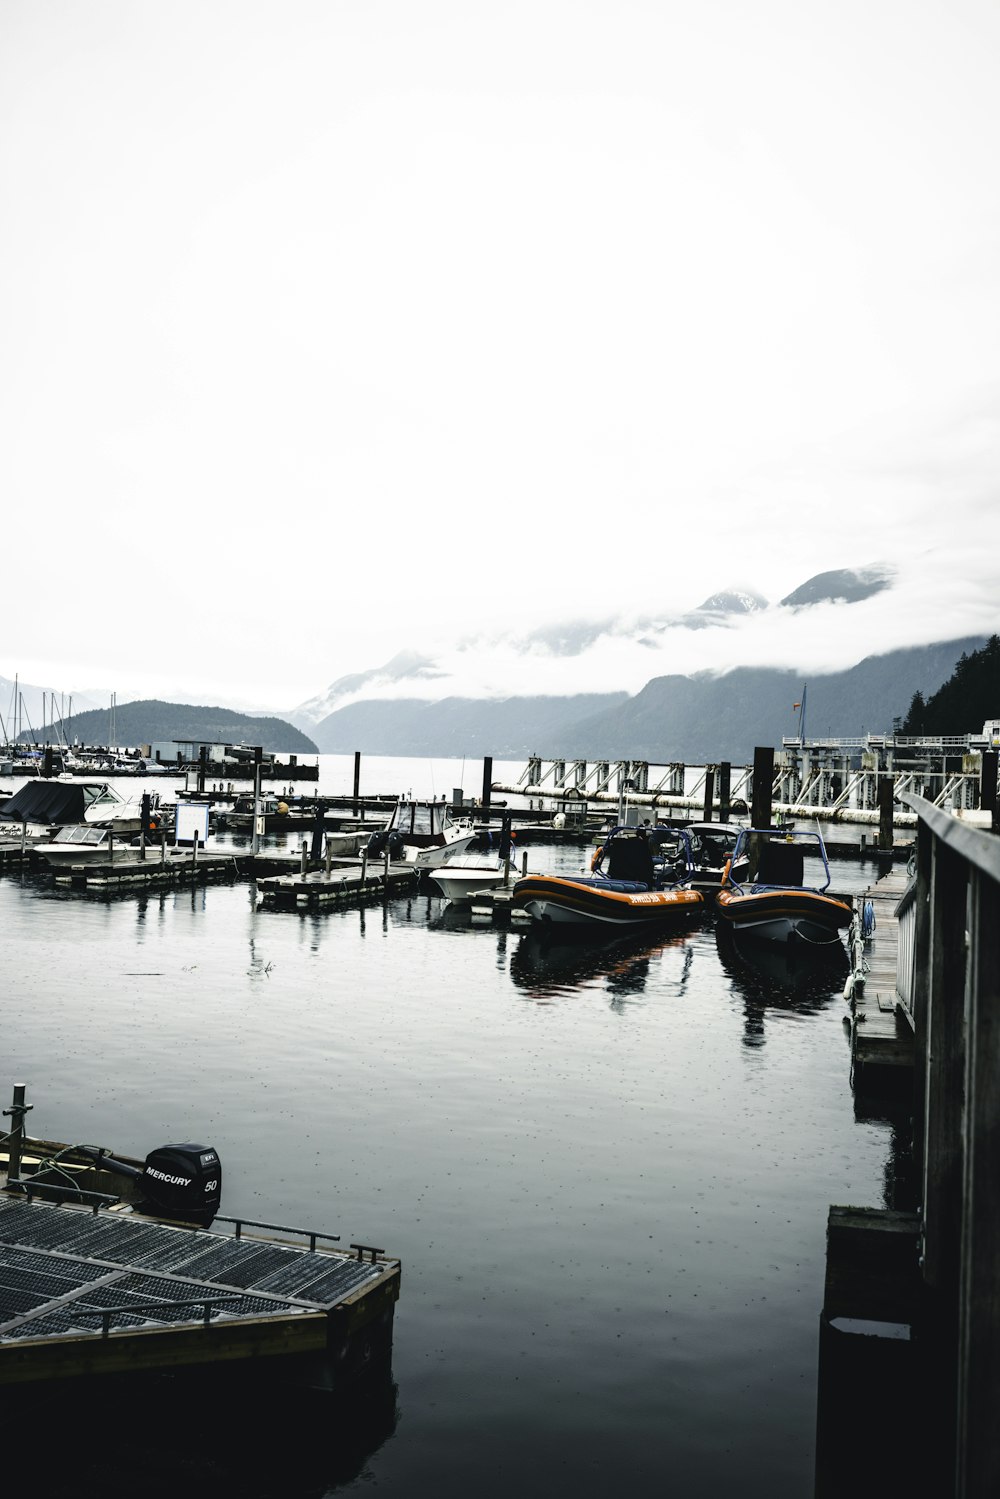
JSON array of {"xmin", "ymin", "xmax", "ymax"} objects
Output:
[
  {"xmin": 21, "ymin": 700, "xmax": 319, "ymax": 754},
  {"xmin": 903, "ymin": 636, "xmax": 1000, "ymax": 734}
]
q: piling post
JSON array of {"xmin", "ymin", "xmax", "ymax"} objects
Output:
[
  {"xmin": 191, "ymin": 831, "xmax": 199, "ymax": 868},
  {"xmin": 500, "ymin": 812, "xmax": 512, "ymax": 887},
  {"xmin": 981, "ymin": 750, "xmax": 998, "ymax": 834},
  {"xmin": 4, "ymin": 1083, "xmax": 30, "ymax": 1185},
  {"xmin": 877, "ymin": 775, "xmax": 894, "ymax": 852},
  {"xmin": 310, "ymin": 808, "xmax": 325, "ymax": 865},
  {"xmin": 750, "ymin": 747, "xmax": 774, "ymax": 829},
  {"xmin": 198, "ymin": 745, "xmax": 207, "ymax": 794},
  {"xmin": 702, "ymin": 767, "xmax": 715, "ymax": 823},
  {"xmin": 139, "ymin": 793, "xmax": 150, "ymax": 863},
  {"xmin": 481, "ymin": 757, "xmax": 493, "ymax": 822},
  {"xmin": 251, "ymin": 748, "xmax": 263, "ymax": 857},
  {"xmin": 300, "ymin": 841, "xmax": 308, "ymax": 877},
  {"xmin": 383, "ymin": 835, "xmax": 391, "ymax": 892},
  {"xmin": 718, "ymin": 762, "xmax": 731, "ymax": 824},
  {"xmin": 353, "ymin": 752, "xmax": 361, "ymax": 815}
]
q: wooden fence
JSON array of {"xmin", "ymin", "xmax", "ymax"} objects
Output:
[{"xmin": 899, "ymin": 794, "xmax": 1000, "ymax": 1496}]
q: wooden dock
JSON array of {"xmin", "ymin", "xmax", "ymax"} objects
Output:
[
  {"xmin": 255, "ymin": 858, "xmax": 419, "ymax": 910},
  {"xmin": 0, "ymin": 1193, "xmax": 399, "ymax": 1387},
  {"xmin": 0, "ymin": 839, "xmax": 32, "ymax": 871},
  {"xmin": 820, "ymin": 797, "xmax": 1000, "ymax": 1496},
  {"xmin": 52, "ymin": 852, "xmax": 241, "ymax": 893},
  {"xmin": 846, "ymin": 865, "xmax": 914, "ymax": 1084}
]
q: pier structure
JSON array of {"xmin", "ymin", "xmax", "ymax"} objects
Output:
[
  {"xmin": 501, "ymin": 732, "xmax": 1000, "ymax": 829},
  {"xmin": 818, "ymin": 794, "xmax": 1000, "ymax": 1497},
  {"xmin": 777, "ymin": 732, "xmax": 998, "ymax": 816}
]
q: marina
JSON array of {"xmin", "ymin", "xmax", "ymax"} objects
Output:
[{"xmin": 0, "ymin": 750, "xmax": 996, "ymax": 1495}]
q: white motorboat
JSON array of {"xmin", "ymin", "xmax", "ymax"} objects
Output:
[
  {"xmin": 427, "ymin": 861, "xmax": 509, "ymax": 902},
  {"xmin": 407, "ymin": 828, "xmax": 482, "ymax": 868},
  {"xmin": 35, "ymin": 824, "xmax": 184, "ymax": 868},
  {"xmin": 366, "ymin": 799, "xmax": 480, "ymax": 867},
  {"xmin": 0, "ymin": 778, "xmax": 163, "ymax": 840}
]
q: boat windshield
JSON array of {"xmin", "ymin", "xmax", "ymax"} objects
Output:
[
  {"xmin": 390, "ymin": 801, "xmax": 455, "ymax": 836},
  {"xmin": 81, "ymin": 783, "xmax": 126, "ymax": 810},
  {"xmin": 52, "ymin": 824, "xmax": 106, "ymax": 845},
  {"xmin": 730, "ymin": 829, "xmax": 832, "ymax": 891}
]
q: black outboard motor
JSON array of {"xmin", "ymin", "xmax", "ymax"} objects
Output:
[{"xmin": 139, "ymin": 1144, "xmax": 222, "ymax": 1226}]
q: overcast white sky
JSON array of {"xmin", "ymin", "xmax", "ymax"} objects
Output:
[{"xmin": 2, "ymin": 0, "xmax": 998, "ymax": 713}]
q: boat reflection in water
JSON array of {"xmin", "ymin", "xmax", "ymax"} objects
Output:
[
  {"xmin": 510, "ymin": 923, "xmax": 694, "ymax": 1004},
  {"xmin": 715, "ymin": 917, "xmax": 847, "ymax": 1048}
]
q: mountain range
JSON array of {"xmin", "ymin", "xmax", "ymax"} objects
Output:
[
  {"xmin": 3, "ymin": 568, "xmax": 992, "ymax": 763},
  {"xmin": 301, "ymin": 638, "xmax": 986, "ymax": 763}
]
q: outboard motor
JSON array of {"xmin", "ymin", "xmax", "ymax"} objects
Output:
[{"xmin": 139, "ymin": 1143, "xmax": 222, "ymax": 1226}]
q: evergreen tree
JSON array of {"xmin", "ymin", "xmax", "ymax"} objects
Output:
[
  {"xmin": 904, "ymin": 690, "xmax": 926, "ymax": 734},
  {"xmin": 914, "ymin": 636, "xmax": 1000, "ymax": 734}
]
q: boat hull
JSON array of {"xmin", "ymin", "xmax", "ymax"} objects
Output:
[
  {"xmin": 427, "ymin": 865, "xmax": 507, "ymax": 901},
  {"xmin": 715, "ymin": 887, "xmax": 850, "ymax": 947},
  {"xmin": 512, "ymin": 875, "xmax": 704, "ymax": 928}
]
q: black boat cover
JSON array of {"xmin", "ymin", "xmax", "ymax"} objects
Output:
[{"xmin": 0, "ymin": 780, "xmax": 86, "ymax": 824}]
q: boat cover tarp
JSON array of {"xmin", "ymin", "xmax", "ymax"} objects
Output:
[{"xmin": 0, "ymin": 780, "xmax": 86, "ymax": 824}]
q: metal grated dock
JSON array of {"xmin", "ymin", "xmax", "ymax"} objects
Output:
[{"xmin": 0, "ymin": 1194, "xmax": 398, "ymax": 1381}]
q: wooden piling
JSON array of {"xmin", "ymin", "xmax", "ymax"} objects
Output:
[
  {"xmin": 481, "ymin": 757, "xmax": 493, "ymax": 821},
  {"xmin": 353, "ymin": 751, "xmax": 361, "ymax": 815},
  {"xmin": 718, "ymin": 762, "xmax": 731, "ymax": 824},
  {"xmin": 702, "ymin": 766, "xmax": 715, "ymax": 823},
  {"xmin": 878, "ymin": 775, "xmax": 894, "ymax": 852},
  {"xmin": 4, "ymin": 1083, "xmax": 27, "ymax": 1185},
  {"xmin": 750, "ymin": 746, "xmax": 774, "ymax": 829},
  {"xmin": 981, "ymin": 750, "xmax": 998, "ymax": 834}
]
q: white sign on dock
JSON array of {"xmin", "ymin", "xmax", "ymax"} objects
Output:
[{"xmin": 175, "ymin": 802, "xmax": 210, "ymax": 845}]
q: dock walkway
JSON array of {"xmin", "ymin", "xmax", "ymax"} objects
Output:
[
  {"xmin": 0, "ymin": 1194, "xmax": 399, "ymax": 1385},
  {"xmin": 255, "ymin": 858, "xmax": 418, "ymax": 910},
  {"xmin": 847, "ymin": 865, "xmax": 914, "ymax": 1084}
]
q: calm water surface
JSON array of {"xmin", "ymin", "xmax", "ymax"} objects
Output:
[{"xmin": 1, "ymin": 757, "xmax": 897, "ymax": 1497}]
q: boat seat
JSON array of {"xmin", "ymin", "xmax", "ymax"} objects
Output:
[
  {"xmin": 698, "ymin": 837, "xmax": 726, "ymax": 869},
  {"xmin": 605, "ymin": 837, "xmax": 656, "ymax": 884},
  {"xmin": 754, "ymin": 841, "xmax": 805, "ymax": 887},
  {"xmin": 560, "ymin": 876, "xmax": 653, "ymax": 895}
]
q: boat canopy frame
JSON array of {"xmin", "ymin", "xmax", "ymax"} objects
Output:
[{"xmin": 725, "ymin": 827, "xmax": 833, "ymax": 895}]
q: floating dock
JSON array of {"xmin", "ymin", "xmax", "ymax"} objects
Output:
[
  {"xmin": 846, "ymin": 866, "xmax": 914, "ymax": 1085},
  {"xmin": 0, "ymin": 1193, "xmax": 399, "ymax": 1387},
  {"xmin": 255, "ymin": 858, "xmax": 419, "ymax": 910}
]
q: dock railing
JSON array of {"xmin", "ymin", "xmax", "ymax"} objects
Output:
[{"xmin": 899, "ymin": 794, "xmax": 1000, "ymax": 1497}]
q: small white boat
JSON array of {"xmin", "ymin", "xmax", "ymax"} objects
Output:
[
  {"xmin": 0, "ymin": 778, "xmax": 163, "ymax": 840},
  {"xmin": 427, "ymin": 862, "xmax": 509, "ymax": 902},
  {"xmin": 407, "ymin": 828, "xmax": 482, "ymax": 868},
  {"xmin": 35, "ymin": 824, "xmax": 183, "ymax": 868},
  {"xmin": 367, "ymin": 799, "xmax": 480, "ymax": 867}
]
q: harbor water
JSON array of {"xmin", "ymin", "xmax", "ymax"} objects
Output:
[{"xmin": 1, "ymin": 755, "xmax": 900, "ymax": 1496}]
